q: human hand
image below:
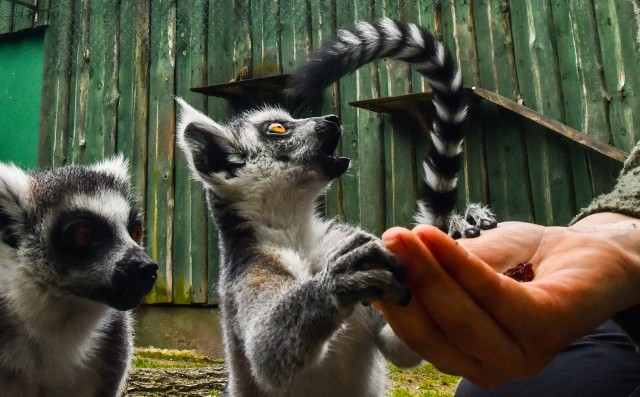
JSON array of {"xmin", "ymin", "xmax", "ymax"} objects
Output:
[{"xmin": 375, "ymin": 214, "xmax": 640, "ymax": 388}]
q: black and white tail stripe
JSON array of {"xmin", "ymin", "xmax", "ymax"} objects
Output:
[{"xmin": 290, "ymin": 17, "xmax": 468, "ymax": 231}]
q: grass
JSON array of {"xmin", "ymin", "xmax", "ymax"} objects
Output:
[
  {"xmin": 132, "ymin": 347, "xmax": 224, "ymax": 369},
  {"xmin": 131, "ymin": 348, "xmax": 461, "ymax": 396},
  {"xmin": 389, "ymin": 363, "xmax": 461, "ymax": 397}
]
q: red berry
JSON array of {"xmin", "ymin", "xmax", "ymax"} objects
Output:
[{"xmin": 503, "ymin": 262, "xmax": 534, "ymax": 282}]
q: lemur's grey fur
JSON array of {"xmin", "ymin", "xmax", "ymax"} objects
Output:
[
  {"xmin": 290, "ymin": 17, "xmax": 497, "ymax": 238},
  {"xmin": 176, "ymin": 17, "xmax": 496, "ymax": 397},
  {"xmin": 177, "ymin": 99, "xmax": 419, "ymax": 396},
  {"xmin": 0, "ymin": 157, "xmax": 158, "ymax": 397}
]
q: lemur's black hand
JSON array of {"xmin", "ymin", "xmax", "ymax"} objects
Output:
[{"xmin": 325, "ymin": 232, "xmax": 411, "ymax": 308}]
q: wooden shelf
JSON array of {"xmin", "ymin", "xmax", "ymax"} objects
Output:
[
  {"xmin": 349, "ymin": 88, "xmax": 627, "ymax": 163},
  {"xmin": 350, "ymin": 92, "xmax": 434, "ymax": 114},
  {"xmin": 191, "ymin": 74, "xmax": 291, "ymax": 112},
  {"xmin": 191, "ymin": 74, "xmax": 290, "ymax": 100}
]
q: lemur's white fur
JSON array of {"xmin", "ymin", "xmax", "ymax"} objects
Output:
[
  {"xmin": 0, "ymin": 157, "xmax": 157, "ymax": 396},
  {"xmin": 178, "ymin": 98, "xmax": 421, "ymax": 396}
]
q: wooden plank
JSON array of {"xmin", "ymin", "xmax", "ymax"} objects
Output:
[
  {"xmin": 84, "ymin": 0, "xmax": 119, "ymax": 163},
  {"xmin": 411, "ymin": 1, "xmax": 439, "ymax": 209},
  {"xmin": 450, "ymin": 1, "xmax": 487, "ymax": 214},
  {"xmin": 117, "ymin": 0, "xmax": 150, "ymax": 201},
  {"xmin": 12, "ymin": 2, "xmax": 33, "ymax": 31},
  {"xmin": 34, "ymin": 0, "xmax": 50, "ymax": 28},
  {"xmin": 66, "ymin": 0, "xmax": 90, "ymax": 165},
  {"xmin": 352, "ymin": 0, "xmax": 385, "ymax": 235},
  {"xmin": 377, "ymin": 1, "xmax": 417, "ymax": 229},
  {"xmin": 472, "ymin": 0, "xmax": 533, "ymax": 222},
  {"xmin": 174, "ymin": 0, "xmax": 208, "ymax": 304},
  {"xmin": 205, "ymin": 0, "xmax": 237, "ymax": 305},
  {"xmin": 414, "ymin": 1, "xmax": 439, "ymax": 94},
  {"xmin": 251, "ymin": 0, "xmax": 280, "ymax": 76},
  {"xmin": 472, "ymin": 87, "xmax": 627, "ymax": 163},
  {"xmin": 551, "ymin": 0, "xmax": 615, "ymax": 209},
  {"xmin": 0, "ymin": 0, "xmax": 15, "ymax": 34},
  {"xmin": 317, "ymin": 0, "xmax": 347, "ymax": 223},
  {"xmin": 38, "ymin": 0, "xmax": 74, "ymax": 167},
  {"xmin": 144, "ymin": 0, "xmax": 176, "ymax": 304},
  {"xmin": 309, "ymin": 0, "xmax": 340, "ymax": 222},
  {"xmin": 279, "ymin": 0, "xmax": 309, "ymax": 74},
  {"xmin": 509, "ymin": 0, "xmax": 576, "ymax": 226},
  {"xmin": 229, "ymin": 0, "xmax": 253, "ymax": 82},
  {"xmin": 117, "ymin": 0, "xmax": 153, "ymax": 300},
  {"xmin": 594, "ymin": 0, "xmax": 640, "ymax": 153}
]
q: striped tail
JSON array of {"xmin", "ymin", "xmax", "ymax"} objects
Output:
[{"xmin": 290, "ymin": 17, "xmax": 468, "ymax": 231}]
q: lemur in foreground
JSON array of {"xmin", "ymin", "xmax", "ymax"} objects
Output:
[
  {"xmin": 177, "ymin": 18, "xmax": 495, "ymax": 397},
  {"xmin": 0, "ymin": 156, "xmax": 158, "ymax": 397}
]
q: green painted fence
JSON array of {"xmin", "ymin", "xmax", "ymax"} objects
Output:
[{"xmin": 11, "ymin": 0, "xmax": 639, "ymax": 305}]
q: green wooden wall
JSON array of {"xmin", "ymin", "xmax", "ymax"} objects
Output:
[
  {"xmin": 28, "ymin": 0, "xmax": 639, "ymax": 305},
  {"xmin": 0, "ymin": 29, "xmax": 44, "ymax": 169},
  {"xmin": 0, "ymin": 0, "xmax": 49, "ymax": 34}
]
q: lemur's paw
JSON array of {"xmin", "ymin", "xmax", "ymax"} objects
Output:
[
  {"xmin": 448, "ymin": 203, "xmax": 497, "ymax": 239},
  {"xmin": 326, "ymin": 233, "xmax": 411, "ymax": 308}
]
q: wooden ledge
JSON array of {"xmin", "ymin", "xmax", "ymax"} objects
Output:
[
  {"xmin": 191, "ymin": 74, "xmax": 290, "ymax": 100},
  {"xmin": 349, "ymin": 88, "xmax": 627, "ymax": 163}
]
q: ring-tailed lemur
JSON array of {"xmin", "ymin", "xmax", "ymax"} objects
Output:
[
  {"xmin": 290, "ymin": 17, "xmax": 497, "ymax": 238},
  {"xmin": 177, "ymin": 17, "xmax": 494, "ymax": 397},
  {"xmin": 0, "ymin": 156, "xmax": 158, "ymax": 397}
]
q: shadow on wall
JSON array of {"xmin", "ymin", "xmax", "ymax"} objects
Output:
[{"xmin": 134, "ymin": 306, "xmax": 225, "ymax": 358}]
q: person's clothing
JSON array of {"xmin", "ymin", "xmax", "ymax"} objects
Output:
[
  {"xmin": 571, "ymin": 142, "xmax": 640, "ymax": 224},
  {"xmin": 455, "ymin": 320, "xmax": 640, "ymax": 397}
]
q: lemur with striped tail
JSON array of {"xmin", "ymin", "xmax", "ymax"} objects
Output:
[
  {"xmin": 290, "ymin": 17, "xmax": 496, "ymax": 237},
  {"xmin": 177, "ymin": 17, "xmax": 493, "ymax": 397}
]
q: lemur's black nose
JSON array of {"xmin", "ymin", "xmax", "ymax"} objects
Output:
[
  {"xmin": 139, "ymin": 261, "xmax": 159, "ymax": 280},
  {"xmin": 117, "ymin": 248, "xmax": 158, "ymax": 285},
  {"xmin": 324, "ymin": 114, "xmax": 340, "ymax": 125}
]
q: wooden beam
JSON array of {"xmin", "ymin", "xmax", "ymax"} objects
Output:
[
  {"xmin": 471, "ymin": 87, "xmax": 627, "ymax": 163},
  {"xmin": 349, "ymin": 88, "xmax": 628, "ymax": 163}
]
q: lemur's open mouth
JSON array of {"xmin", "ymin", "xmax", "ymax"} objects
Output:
[{"xmin": 318, "ymin": 124, "xmax": 350, "ymax": 179}]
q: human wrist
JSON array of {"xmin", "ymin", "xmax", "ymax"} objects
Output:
[{"xmin": 571, "ymin": 213, "xmax": 640, "ymax": 307}]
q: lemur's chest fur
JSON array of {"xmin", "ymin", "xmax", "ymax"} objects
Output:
[{"xmin": 0, "ymin": 287, "xmax": 108, "ymax": 396}]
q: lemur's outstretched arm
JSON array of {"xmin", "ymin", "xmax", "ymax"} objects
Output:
[{"xmin": 234, "ymin": 231, "xmax": 410, "ymax": 391}]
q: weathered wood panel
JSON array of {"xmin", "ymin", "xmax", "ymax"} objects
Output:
[
  {"xmin": 0, "ymin": 0, "xmax": 43, "ymax": 35},
  {"xmin": 34, "ymin": 0, "xmax": 636, "ymax": 305},
  {"xmin": 144, "ymin": 0, "xmax": 177, "ymax": 303},
  {"xmin": 84, "ymin": 0, "xmax": 119, "ymax": 163},
  {"xmin": 510, "ymin": 0, "xmax": 579, "ymax": 226},
  {"xmin": 38, "ymin": 0, "xmax": 74, "ymax": 167},
  {"xmin": 173, "ymin": 0, "xmax": 208, "ymax": 304},
  {"xmin": 117, "ymin": 0, "xmax": 150, "ymax": 202},
  {"xmin": 473, "ymin": 0, "xmax": 533, "ymax": 222}
]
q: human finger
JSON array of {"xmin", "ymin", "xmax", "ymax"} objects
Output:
[
  {"xmin": 412, "ymin": 225, "xmax": 556, "ymax": 373},
  {"xmin": 382, "ymin": 227, "xmax": 530, "ymax": 377}
]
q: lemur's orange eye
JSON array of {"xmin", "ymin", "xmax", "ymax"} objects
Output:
[
  {"xmin": 73, "ymin": 226, "xmax": 93, "ymax": 248},
  {"xmin": 130, "ymin": 224, "xmax": 143, "ymax": 244},
  {"xmin": 268, "ymin": 123, "xmax": 286, "ymax": 134}
]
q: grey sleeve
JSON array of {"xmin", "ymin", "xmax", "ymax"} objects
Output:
[{"xmin": 570, "ymin": 141, "xmax": 640, "ymax": 225}]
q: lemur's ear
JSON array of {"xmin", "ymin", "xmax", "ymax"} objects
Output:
[
  {"xmin": 91, "ymin": 154, "xmax": 131, "ymax": 185},
  {"xmin": 0, "ymin": 164, "xmax": 31, "ymax": 248},
  {"xmin": 176, "ymin": 98, "xmax": 243, "ymax": 184}
]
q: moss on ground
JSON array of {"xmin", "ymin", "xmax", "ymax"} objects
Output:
[
  {"xmin": 133, "ymin": 347, "xmax": 224, "ymax": 369},
  {"xmin": 389, "ymin": 363, "xmax": 461, "ymax": 397},
  {"xmin": 131, "ymin": 348, "xmax": 460, "ymax": 396}
]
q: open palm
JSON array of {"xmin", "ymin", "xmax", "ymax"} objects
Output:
[{"xmin": 376, "ymin": 213, "xmax": 640, "ymax": 388}]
